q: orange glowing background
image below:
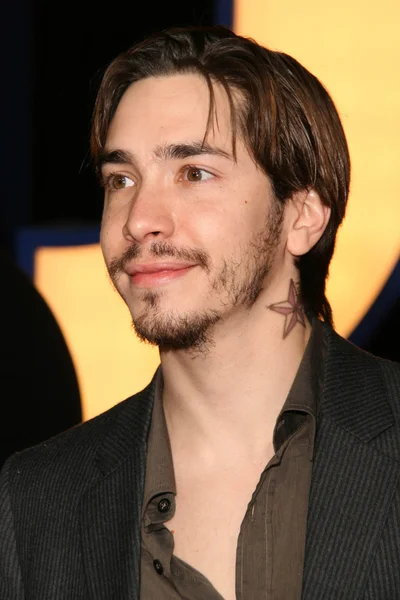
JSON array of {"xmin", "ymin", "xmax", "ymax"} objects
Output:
[
  {"xmin": 234, "ymin": 0, "xmax": 400, "ymax": 335},
  {"xmin": 34, "ymin": 2, "xmax": 400, "ymax": 421},
  {"xmin": 35, "ymin": 245, "xmax": 160, "ymax": 421}
]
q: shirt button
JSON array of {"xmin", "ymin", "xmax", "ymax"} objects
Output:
[
  {"xmin": 158, "ymin": 498, "xmax": 171, "ymax": 513},
  {"xmin": 153, "ymin": 559, "xmax": 164, "ymax": 575}
]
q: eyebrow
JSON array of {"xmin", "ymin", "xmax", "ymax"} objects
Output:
[
  {"xmin": 96, "ymin": 149, "xmax": 135, "ymax": 171},
  {"xmin": 153, "ymin": 141, "xmax": 232, "ymax": 161},
  {"xmin": 96, "ymin": 141, "xmax": 232, "ymax": 171}
]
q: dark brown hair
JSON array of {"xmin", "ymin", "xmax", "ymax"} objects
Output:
[{"xmin": 91, "ymin": 26, "xmax": 351, "ymax": 325}]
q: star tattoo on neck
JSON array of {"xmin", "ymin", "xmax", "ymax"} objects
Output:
[{"xmin": 268, "ymin": 279, "xmax": 306, "ymax": 339}]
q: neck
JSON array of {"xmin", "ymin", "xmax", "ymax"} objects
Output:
[{"xmin": 160, "ymin": 296, "xmax": 312, "ymax": 466}]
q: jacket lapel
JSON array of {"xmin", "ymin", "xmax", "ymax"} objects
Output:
[
  {"xmin": 302, "ymin": 327, "xmax": 400, "ymax": 599},
  {"xmin": 79, "ymin": 377, "xmax": 156, "ymax": 600},
  {"xmin": 76, "ymin": 327, "xmax": 399, "ymax": 599}
]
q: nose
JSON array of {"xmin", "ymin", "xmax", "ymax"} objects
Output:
[{"xmin": 122, "ymin": 182, "xmax": 176, "ymax": 244}]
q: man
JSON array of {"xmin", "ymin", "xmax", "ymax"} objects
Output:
[{"xmin": 0, "ymin": 25, "xmax": 399, "ymax": 600}]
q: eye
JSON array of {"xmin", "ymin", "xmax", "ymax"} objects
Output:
[
  {"xmin": 183, "ymin": 167, "xmax": 214, "ymax": 183},
  {"xmin": 105, "ymin": 173, "xmax": 135, "ymax": 190}
]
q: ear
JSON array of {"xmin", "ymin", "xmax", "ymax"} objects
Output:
[{"xmin": 286, "ymin": 189, "xmax": 330, "ymax": 257}]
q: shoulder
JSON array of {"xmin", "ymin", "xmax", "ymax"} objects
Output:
[
  {"xmin": 322, "ymin": 321, "xmax": 399, "ymax": 370},
  {"xmin": 376, "ymin": 356, "xmax": 400, "ymax": 416},
  {"xmin": 322, "ymin": 322, "xmax": 400, "ymax": 410},
  {"xmin": 0, "ymin": 378, "xmax": 156, "ymax": 501}
]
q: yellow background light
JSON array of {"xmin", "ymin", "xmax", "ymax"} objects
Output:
[
  {"xmin": 35, "ymin": 245, "xmax": 160, "ymax": 421},
  {"xmin": 234, "ymin": 0, "xmax": 400, "ymax": 335},
  {"xmin": 34, "ymin": 2, "xmax": 399, "ymax": 421}
]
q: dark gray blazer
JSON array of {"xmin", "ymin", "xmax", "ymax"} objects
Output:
[{"xmin": 1, "ymin": 325, "xmax": 400, "ymax": 599}]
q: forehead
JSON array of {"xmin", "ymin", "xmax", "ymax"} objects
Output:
[{"xmin": 106, "ymin": 73, "xmax": 234, "ymax": 152}]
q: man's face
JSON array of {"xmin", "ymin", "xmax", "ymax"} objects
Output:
[{"xmin": 100, "ymin": 73, "xmax": 285, "ymax": 351}]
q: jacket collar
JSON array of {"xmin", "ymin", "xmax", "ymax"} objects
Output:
[
  {"xmin": 320, "ymin": 323, "xmax": 394, "ymax": 442},
  {"xmin": 92, "ymin": 324, "xmax": 396, "ymax": 475},
  {"xmin": 95, "ymin": 374, "xmax": 157, "ymax": 476},
  {"xmin": 80, "ymin": 327, "xmax": 399, "ymax": 600},
  {"xmin": 79, "ymin": 373, "xmax": 157, "ymax": 600},
  {"xmin": 302, "ymin": 324, "xmax": 399, "ymax": 599}
]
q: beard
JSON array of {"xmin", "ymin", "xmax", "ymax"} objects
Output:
[{"xmin": 106, "ymin": 201, "xmax": 284, "ymax": 352}]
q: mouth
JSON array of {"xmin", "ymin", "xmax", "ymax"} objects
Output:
[{"xmin": 127, "ymin": 262, "xmax": 197, "ymax": 288}]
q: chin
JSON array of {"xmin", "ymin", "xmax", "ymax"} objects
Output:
[{"xmin": 131, "ymin": 306, "xmax": 222, "ymax": 352}]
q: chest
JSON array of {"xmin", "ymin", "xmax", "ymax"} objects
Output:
[
  {"xmin": 167, "ymin": 492, "xmax": 249, "ymax": 600},
  {"xmin": 166, "ymin": 468, "xmax": 268, "ymax": 600}
]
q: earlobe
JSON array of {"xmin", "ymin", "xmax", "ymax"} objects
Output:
[{"xmin": 286, "ymin": 189, "xmax": 331, "ymax": 257}]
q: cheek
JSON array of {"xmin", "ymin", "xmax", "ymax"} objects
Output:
[
  {"xmin": 182, "ymin": 190, "xmax": 245, "ymax": 235},
  {"xmin": 101, "ymin": 197, "xmax": 129, "ymax": 236},
  {"xmin": 184, "ymin": 204, "xmax": 258, "ymax": 259},
  {"xmin": 99, "ymin": 231, "xmax": 111, "ymax": 266},
  {"xmin": 186, "ymin": 213, "xmax": 252, "ymax": 267},
  {"xmin": 100, "ymin": 215, "xmax": 121, "ymax": 263}
]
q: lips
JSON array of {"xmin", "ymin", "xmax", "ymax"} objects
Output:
[{"xmin": 126, "ymin": 262, "xmax": 196, "ymax": 287}]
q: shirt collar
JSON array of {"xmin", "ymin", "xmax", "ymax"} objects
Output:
[
  {"xmin": 142, "ymin": 371, "xmax": 176, "ymax": 518},
  {"xmin": 143, "ymin": 318, "xmax": 326, "ymax": 513},
  {"xmin": 273, "ymin": 318, "xmax": 326, "ymax": 458}
]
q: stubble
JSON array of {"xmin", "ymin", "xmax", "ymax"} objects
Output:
[{"xmin": 106, "ymin": 201, "xmax": 284, "ymax": 353}]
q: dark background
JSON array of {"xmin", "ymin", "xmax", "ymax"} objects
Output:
[
  {"xmin": 1, "ymin": 0, "xmax": 219, "ymax": 245},
  {"xmin": 0, "ymin": 0, "xmax": 220, "ymax": 465},
  {"xmin": 31, "ymin": 0, "xmax": 219, "ymax": 228},
  {"xmin": 0, "ymin": 0, "xmax": 398, "ymax": 464}
]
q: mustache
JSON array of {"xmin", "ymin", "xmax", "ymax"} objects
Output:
[{"xmin": 107, "ymin": 240, "xmax": 211, "ymax": 280}]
